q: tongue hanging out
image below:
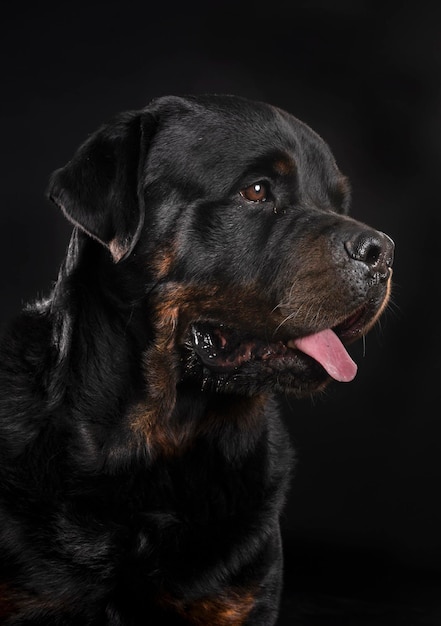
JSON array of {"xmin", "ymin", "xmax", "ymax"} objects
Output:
[
  {"xmin": 189, "ymin": 322, "xmax": 358, "ymax": 382},
  {"xmin": 289, "ymin": 329, "xmax": 357, "ymax": 382}
]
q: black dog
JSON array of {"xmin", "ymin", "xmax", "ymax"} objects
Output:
[{"xmin": 0, "ymin": 94, "xmax": 394, "ymax": 624}]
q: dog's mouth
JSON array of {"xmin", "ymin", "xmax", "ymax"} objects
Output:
[{"xmin": 188, "ymin": 305, "xmax": 370, "ymax": 383}]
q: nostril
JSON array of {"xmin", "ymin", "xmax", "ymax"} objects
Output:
[
  {"xmin": 344, "ymin": 230, "xmax": 395, "ymax": 275},
  {"xmin": 344, "ymin": 233, "xmax": 380, "ymax": 264}
]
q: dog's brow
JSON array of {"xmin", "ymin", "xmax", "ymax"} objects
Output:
[
  {"xmin": 273, "ymin": 156, "xmax": 296, "ymax": 176},
  {"xmin": 332, "ymin": 175, "xmax": 351, "ymax": 208}
]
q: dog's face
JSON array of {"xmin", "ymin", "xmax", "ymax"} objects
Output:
[{"xmin": 49, "ymin": 94, "xmax": 394, "ymax": 398}]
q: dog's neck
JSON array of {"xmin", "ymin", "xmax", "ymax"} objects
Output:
[{"xmin": 128, "ymin": 386, "xmax": 269, "ymax": 462}]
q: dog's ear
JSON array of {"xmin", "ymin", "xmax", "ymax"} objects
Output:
[{"xmin": 48, "ymin": 111, "xmax": 153, "ymax": 262}]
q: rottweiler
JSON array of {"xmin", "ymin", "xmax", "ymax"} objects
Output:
[{"xmin": 0, "ymin": 94, "xmax": 394, "ymax": 625}]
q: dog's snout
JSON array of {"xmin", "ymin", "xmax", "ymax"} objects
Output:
[{"xmin": 344, "ymin": 230, "xmax": 394, "ymax": 278}]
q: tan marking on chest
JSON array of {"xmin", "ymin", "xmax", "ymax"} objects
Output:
[
  {"xmin": 130, "ymin": 392, "xmax": 266, "ymax": 460},
  {"xmin": 0, "ymin": 583, "xmax": 66, "ymax": 619},
  {"xmin": 160, "ymin": 589, "xmax": 256, "ymax": 625},
  {"xmin": 0, "ymin": 583, "xmax": 17, "ymax": 618}
]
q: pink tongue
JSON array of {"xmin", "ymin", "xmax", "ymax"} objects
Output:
[{"xmin": 291, "ymin": 329, "xmax": 357, "ymax": 382}]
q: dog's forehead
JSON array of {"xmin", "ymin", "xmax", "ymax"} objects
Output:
[{"xmin": 146, "ymin": 95, "xmax": 339, "ymax": 183}]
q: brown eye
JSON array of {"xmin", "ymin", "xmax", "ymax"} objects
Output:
[{"xmin": 240, "ymin": 182, "xmax": 268, "ymax": 203}]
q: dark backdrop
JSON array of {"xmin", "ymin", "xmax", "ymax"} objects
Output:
[{"xmin": 1, "ymin": 1, "xmax": 440, "ymax": 622}]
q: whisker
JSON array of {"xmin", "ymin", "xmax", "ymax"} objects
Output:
[{"xmin": 273, "ymin": 311, "xmax": 296, "ymax": 336}]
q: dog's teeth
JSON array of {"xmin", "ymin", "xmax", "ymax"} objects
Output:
[
  {"xmin": 203, "ymin": 333, "xmax": 217, "ymax": 356},
  {"xmin": 201, "ymin": 367, "xmax": 211, "ymax": 391},
  {"xmin": 203, "ymin": 332, "xmax": 213, "ymax": 345},
  {"xmin": 191, "ymin": 325, "xmax": 201, "ymax": 346}
]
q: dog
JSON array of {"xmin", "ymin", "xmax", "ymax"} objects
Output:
[{"xmin": 0, "ymin": 94, "xmax": 394, "ymax": 625}]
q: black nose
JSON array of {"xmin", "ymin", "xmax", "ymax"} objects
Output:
[{"xmin": 344, "ymin": 230, "xmax": 394, "ymax": 279}]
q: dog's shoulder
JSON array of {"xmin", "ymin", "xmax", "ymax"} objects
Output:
[
  {"xmin": 0, "ymin": 301, "xmax": 54, "ymax": 392},
  {"xmin": 0, "ymin": 301, "xmax": 57, "ymax": 446}
]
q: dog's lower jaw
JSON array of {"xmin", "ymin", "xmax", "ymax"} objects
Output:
[{"xmin": 181, "ymin": 342, "xmax": 332, "ymax": 398}]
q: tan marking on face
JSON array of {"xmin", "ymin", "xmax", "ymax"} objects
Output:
[
  {"xmin": 158, "ymin": 283, "xmax": 275, "ymax": 335},
  {"xmin": 129, "ymin": 281, "xmax": 270, "ymax": 456},
  {"xmin": 150, "ymin": 245, "xmax": 178, "ymax": 280},
  {"xmin": 275, "ymin": 236, "xmax": 347, "ymax": 330},
  {"xmin": 273, "ymin": 155, "xmax": 296, "ymax": 176},
  {"xmin": 159, "ymin": 589, "xmax": 256, "ymax": 625}
]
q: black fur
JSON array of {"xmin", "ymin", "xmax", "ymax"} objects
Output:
[{"xmin": 0, "ymin": 94, "xmax": 394, "ymax": 624}]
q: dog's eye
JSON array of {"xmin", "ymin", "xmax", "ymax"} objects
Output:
[{"xmin": 240, "ymin": 182, "xmax": 269, "ymax": 203}]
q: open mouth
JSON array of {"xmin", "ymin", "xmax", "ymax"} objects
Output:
[{"xmin": 188, "ymin": 305, "xmax": 370, "ymax": 383}]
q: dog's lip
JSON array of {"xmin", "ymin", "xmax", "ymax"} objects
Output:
[
  {"xmin": 187, "ymin": 305, "xmax": 369, "ymax": 382},
  {"xmin": 332, "ymin": 305, "xmax": 369, "ymax": 340}
]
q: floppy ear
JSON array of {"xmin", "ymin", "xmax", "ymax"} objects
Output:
[{"xmin": 47, "ymin": 111, "xmax": 152, "ymax": 262}]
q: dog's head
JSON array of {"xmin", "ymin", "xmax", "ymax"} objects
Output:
[{"xmin": 48, "ymin": 94, "xmax": 394, "ymax": 398}]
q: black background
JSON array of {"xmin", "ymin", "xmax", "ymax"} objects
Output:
[{"xmin": 1, "ymin": 1, "xmax": 440, "ymax": 623}]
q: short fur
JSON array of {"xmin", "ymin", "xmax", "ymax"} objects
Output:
[{"xmin": 0, "ymin": 94, "xmax": 394, "ymax": 624}]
